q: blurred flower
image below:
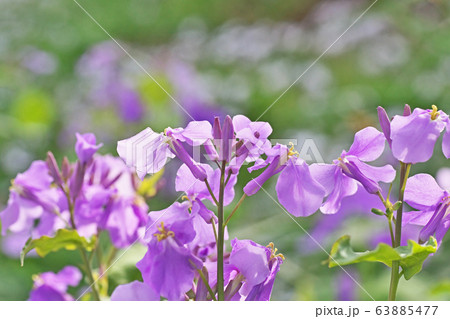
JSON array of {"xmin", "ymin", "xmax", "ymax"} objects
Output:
[
  {"xmin": 29, "ymin": 266, "xmax": 81, "ymax": 301},
  {"xmin": 110, "ymin": 280, "xmax": 159, "ymax": 301},
  {"xmin": 75, "ymin": 132, "xmax": 103, "ymax": 164}
]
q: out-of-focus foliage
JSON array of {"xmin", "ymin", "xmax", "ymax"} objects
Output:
[{"xmin": 1, "ymin": 0, "xmax": 450, "ymax": 300}]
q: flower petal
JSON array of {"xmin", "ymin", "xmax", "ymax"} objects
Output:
[
  {"xmin": 404, "ymin": 174, "xmax": 445, "ymax": 211},
  {"xmin": 276, "ymin": 158, "xmax": 325, "ymax": 217},
  {"xmin": 347, "ymin": 127, "xmax": 386, "ymax": 162},
  {"xmin": 391, "ymin": 108, "xmax": 443, "ymax": 163},
  {"xmin": 320, "ymin": 173, "xmax": 358, "ymax": 215},
  {"xmin": 443, "ymin": 119, "xmax": 450, "ymax": 159},
  {"xmin": 110, "ymin": 281, "xmax": 159, "ymax": 301}
]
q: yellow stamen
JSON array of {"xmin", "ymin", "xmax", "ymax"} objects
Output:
[
  {"xmin": 288, "ymin": 142, "xmax": 299, "ymax": 157},
  {"xmin": 430, "ymin": 105, "xmax": 440, "ymax": 121},
  {"xmin": 153, "ymin": 222, "xmax": 175, "ymax": 241},
  {"xmin": 266, "ymin": 242, "xmax": 285, "ymax": 261}
]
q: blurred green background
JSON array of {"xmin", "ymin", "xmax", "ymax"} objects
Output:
[{"xmin": 1, "ymin": 0, "xmax": 450, "ymax": 301}]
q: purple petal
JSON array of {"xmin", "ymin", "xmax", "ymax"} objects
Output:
[
  {"xmin": 171, "ymin": 140, "xmax": 207, "ymax": 181},
  {"xmin": 391, "ymin": 108, "xmax": 443, "ymax": 163},
  {"xmin": 435, "ymin": 215, "xmax": 450, "ymax": 245},
  {"xmin": 419, "ymin": 203, "xmax": 447, "ymax": 244},
  {"xmin": 110, "ymin": 281, "xmax": 159, "ymax": 301},
  {"xmin": 276, "ymin": 158, "xmax": 325, "ymax": 217},
  {"xmin": 180, "ymin": 121, "xmax": 213, "ymax": 146},
  {"xmin": 402, "ymin": 210, "xmax": 434, "ymax": 227},
  {"xmin": 117, "ymin": 128, "xmax": 174, "ymax": 178},
  {"xmin": 309, "ymin": 163, "xmax": 338, "ymax": 196},
  {"xmin": 137, "ymin": 238, "xmax": 202, "ymax": 301},
  {"xmin": 443, "ymin": 119, "xmax": 450, "ymax": 158},
  {"xmin": 403, "ymin": 104, "xmax": 412, "ymax": 116},
  {"xmin": 377, "ymin": 106, "xmax": 392, "ymax": 147},
  {"xmin": 347, "ymin": 127, "xmax": 386, "ymax": 162},
  {"xmin": 75, "ymin": 133, "xmax": 103, "ymax": 164},
  {"xmin": 232, "ymin": 115, "xmax": 251, "ymax": 133},
  {"xmin": 244, "ymin": 156, "xmax": 281, "ymax": 196},
  {"xmin": 437, "ymin": 168, "xmax": 450, "ymax": 191},
  {"xmin": 15, "ymin": 160, "xmax": 53, "ymax": 190},
  {"xmin": 320, "ymin": 172, "xmax": 358, "ymax": 215},
  {"xmin": 404, "ymin": 174, "xmax": 445, "ymax": 211},
  {"xmin": 229, "ymin": 239, "xmax": 270, "ymax": 287}
]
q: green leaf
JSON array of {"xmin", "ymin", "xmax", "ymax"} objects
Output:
[
  {"xmin": 328, "ymin": 235, "xmax": 437, "ymax": 280},
  {"xmin": 20, "ymin": 229, "xmax": 96, "ymax": 266}
]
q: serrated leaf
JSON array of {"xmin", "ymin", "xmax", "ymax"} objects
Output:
[
  {"xmin": 328, "ymin": 235, "xmax": 437, "ymax": 280},
  {"xmin": 21, "ymin": 229, "xmax": 96, "ymax": 266}
]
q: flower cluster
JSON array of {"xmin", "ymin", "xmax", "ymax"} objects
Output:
[
  {"xmin": 1, "ymin": 133, "xmax": 148, "ymax": 249},
  {"xmin": 377, "ymin": 105, "xmax": 450, "ymax": 244},
  {"xmin": 29, "ymin": 266, "xmax": 82, "ymax": 301},
  {"xmin": 114, "ymin": 115, "xmax": 285, "ymax": 300}
]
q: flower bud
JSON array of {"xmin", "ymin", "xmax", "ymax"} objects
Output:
[{"xmin": 46, "ymin": 152, "xmax": 63, "ymax": 188}]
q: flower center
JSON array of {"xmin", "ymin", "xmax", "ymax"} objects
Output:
[
  {"xmin": 288, "ymin": 142, "xmax": 299, "ymax": 157},
  {"xmin": 154, "ymin": 222, "xmax": 175, "ymax": 241},
  {"xmin": 430, "ymin": 105, "xmax": 440, "ymax": 121},
  {"xmin": 267, "ymin": 242, "xmax": 285, "ymax": 260}
]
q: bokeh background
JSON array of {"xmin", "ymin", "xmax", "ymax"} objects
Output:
[{"xmin": 1, "ymin": 0, "xmax": 450, "ymax": 300}]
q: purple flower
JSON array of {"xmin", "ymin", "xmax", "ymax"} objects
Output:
[
  {"xmin": 403, "ymin": 173, "xmax": 450, "ymax": 245},
  {"xmin": 117, "ymin": 121, "xmax": 213, "ymax": 180},
  {"xmin": 110, "ymin": 281, "xmax": 159, "ymax": 301},
  {"xmin": 377, "ymin": 105, "xmax": 412, "ymax": 148},
  {"xmin": 74, "ymin": 154, "xmax": 149, "ymax": 247},
  {"xmin": 175, "ymin": 163, "xmax": 237, "ymax": 207},
  {"xmin": 390, "ymin": 106, "xmax": 450, "ymax": 163},
  {"xmin": 137, "ymin": 202, "xmax": 203, "ymax": 300},
  {"xmin": 243, "ymin": 143, "xmax": 325, "ymax": 217},
  {"xmin": 29, "ymin": 266, "xmax": 82, "ymax": 301},
  {"xmin": 0, "ymin": 161, "xmax": 68, "ymax": 237},
  {"xmin": 75, "ymin": 133, "xmax": 103, "ymax": 164},
  {"xmin": 311, "ymin": 127, "xmax": 395, "ymax": 214},
  {"xmin": 232, "ymin": 115, "xmax": 272, "ymax": 162},
  {"xmin": 223, "ymin": 239, "xmax": 283, "ymax": 301},
  {"xmin": 115, "ymin": 86, "xmax": 145, "ymax": 123},
  {"xmin": 335, "ymin": 269, "xmax": 359, "ymax": 301}
]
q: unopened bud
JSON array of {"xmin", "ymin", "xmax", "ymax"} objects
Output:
[
  {"xmin": 46, "ymin": 152, "xmax": 63, "ymax": 188},
  {"xmin": 371, "ymin": 208, "xmax": 385, "ymax": 216}
]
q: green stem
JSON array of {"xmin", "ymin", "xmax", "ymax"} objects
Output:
[
  {"xmin": 388, "ymin": 218, "xmax": 395, "ymax": 247},
  {"xmin": 79, "ymin": 248, "xmax": 101, "ymax": 301},
  {"xmin": 224, "ymin": 193, "xmax": 247, "ymax": 227},
  {"xmin": 196, "ymin": 268, "xmax": 217, "ymax": 301},
  {"xmin": 204, "ymin": 179, "xmax": 219, "ymax": 206},
  {"xmin": 211, "ymin": 217, "xmax": 218, "ymax": 243},
  {"xmin": 217, "ymin": 160, "xmax": 226, "ymax": 301},
  {"xmin": 388, "ymin": 162, "xmax": 411, "ymax": 301},
  {"xmin": 64, "ymin": 184, "xmax": 101, "ymax": 301}
]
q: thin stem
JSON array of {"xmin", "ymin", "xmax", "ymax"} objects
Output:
[
  {"xmin": 376, "ymin": 190, "xmax": 386, "ymax": 206},
  {"xmin": 387, "ymin": 218, "xmax": 395, "ymax": 247},
  {"xmin": 204, "ymin": 179, "xmax": 219, "ymax": 206},
  {"xmin": 224, "ymin": 170, "xmax": 232, "ymax": 187},
  {"xmin": 388, "ymin": 162, "xmax": 411, "ymax": 301},
  {"xmin": 79, "ymin": 248, "xmax": 101, "ymax": 301},
  {"xmin": 217, "ymin": 160, "xmax": 226, "ymax": 301},
  {"xmin": 211, "ymin": 217, "xmax": 218, "ymax": 243},
  {"xmin": 106, "ymin": 247, "xmax": 118, "ymax": 268},
  {"xmin": 64, "ymin": 185, "xmax": 101, "ymax": 301},
  {"xmin": 196, "ymin": 268, "xmax": 217, "ymax": 301},
  {"xmin": 224, "ymin": 194, "xmax": 247, "ymax": 227}
]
